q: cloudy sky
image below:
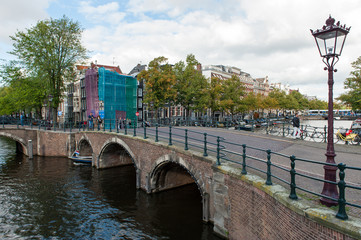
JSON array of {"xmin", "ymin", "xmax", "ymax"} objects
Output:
[{"xmin": 1, "ymin": 0, "xmax": 360, "ymax": 100}]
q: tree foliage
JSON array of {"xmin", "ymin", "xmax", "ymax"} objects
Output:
[
  {"xmin": 337, "ymin": 56, "xmax": 361, "ymax": 110},
  {"xmin": 138, "ymin": 56, "xmax": 177, "ymax": 117},
  {"xmin": 220, "ymin": 75, "xmax": 246, "ymax": 115},
  {"xmin": 0, "ymin": 61, "xmax": 46, "ymax": 116},
  {"xmin": 174, "ymin": 54, "xmax": 208, "ymax": 116},
  {"xmin": 9, "ymin": 15, "xmax": 87, "ymax": 121}
]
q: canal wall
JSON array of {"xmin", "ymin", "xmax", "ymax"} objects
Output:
[{"xmin": 0, "ymin": 128, "xmax": 360, "ymax": 240}]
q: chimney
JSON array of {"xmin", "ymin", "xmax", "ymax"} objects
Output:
[{"xmin": 197, "ymin": 63, "xmax": 202, "ymax": 73}]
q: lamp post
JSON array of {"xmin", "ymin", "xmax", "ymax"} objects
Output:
[{"xmin": 311, "ymin": 16, "xmax": 350, "ymax": 206}]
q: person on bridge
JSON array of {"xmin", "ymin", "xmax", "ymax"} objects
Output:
[
  {"xmin": 88, "ymin": 112, "xmax": 94, "ymax": 130},
  {"xmin": 97, "ymin": 116, "xmax": 102, "ymax": 129},
  {"xmin": 20, "ymin": 113, "xmax": 24, "ymax": 126},
  {"xmin": 292, "ymin": 113, "xmax": 301, "ymax": 139}
]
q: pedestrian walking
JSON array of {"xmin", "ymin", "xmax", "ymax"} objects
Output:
[
  {"xmin": 20, "ymin": 113, "xmax": 24, "ymax": 126},
  {"xmin": 118, "ymin": 117, "xmax": 122, "ymax": 129},
  {"xmin": 88, "ymin": 112, "xmax": 94, "ymax": 130},
  {"xmin": 292, "ymin": 113, "xmax": 301, "ymax": 139},
  {"xmin": 97, "ymin": 116, "xmax": 102, "ymax": 129}
]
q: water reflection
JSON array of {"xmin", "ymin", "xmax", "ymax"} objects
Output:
[{"xmin": 0, "ymin": 136, "xmax": 220, "ymax": 239}]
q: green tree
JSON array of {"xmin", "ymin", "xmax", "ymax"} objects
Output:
[
  {"xmin": 9, "ymin": 15, "xmax": 88, "ymax": 122},
  {"xmin": 337, "ymin": 56, "xmax": 361, "ymax": 110},
  {"xmin": 308, "ymin": 98, "xmax": 328, "ymax": 110},
  {"xmin": 174, "ymin": 54, "xmax": 208, "ymax": 117},
  {"xmin": 0, "ymin": 61, "xmax": 46, "ymax": 116},
  {"xmin": 219, "ymin": 75, "xmax": 246, "ymax": 117},
  {"xmin": 290, "ymin": 91, "xmax": 309, "ymax": 110},
  {"xmin": 138, "ymin": 56, "xmax": 177, "ymax": 118},
  {"xmin": 268, "ymin": 89, "xmax": 288, "ymax": 114},
  {"xmin": 207, "ymin": 77, "xmax": 223, "ymax": 116}
]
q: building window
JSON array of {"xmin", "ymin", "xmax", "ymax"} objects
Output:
[{"xmin": 138, "ymin": 88, "xmax": 143, "ymax": 97}]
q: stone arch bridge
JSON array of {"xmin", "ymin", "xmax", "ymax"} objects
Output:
[{"xmin": 0, "ymin": 127, "xmax": 358, "ymax": 240}]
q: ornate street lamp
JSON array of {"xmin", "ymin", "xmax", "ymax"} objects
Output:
[{"xmin": 310, "ymin": 16, "xmax": 350, "ymax": 206}]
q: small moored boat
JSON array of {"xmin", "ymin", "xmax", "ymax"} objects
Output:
[{"xmin": 69, "ymin": 150, "xmax": 92, "ymax": 164}]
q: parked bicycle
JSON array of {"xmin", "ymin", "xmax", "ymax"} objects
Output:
[{"xmin": 336, "ymin": 129, "xmax": 361, "ymax": 145}]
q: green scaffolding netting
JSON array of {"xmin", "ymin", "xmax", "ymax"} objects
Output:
[{"xmin": 98, "ymin": 67, "xmax": 137, "ymax": 128}]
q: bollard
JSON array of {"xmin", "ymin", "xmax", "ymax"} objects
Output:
[
  {"xmin": 133, "ymin": 118, "xmax": 136, "ymax": 137},
  {"xmin": 144, "ymin": 123, "xmax": 147, "ymax": 139},
  {"xmin": 28, "ymin": 140, "xmax": 33, "ymax": 159}
]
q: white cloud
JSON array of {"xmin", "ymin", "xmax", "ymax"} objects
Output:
[
  {"xmin": 79, "ymin": 1, "xmax": 125, "ymax": 25},
  {"xmin": 0, "ymin": 0, "xmax": 50, "ymax": 43},
  {"xmin": 2, "ymin": 0, "xmax": 361, "ymax": 101}
]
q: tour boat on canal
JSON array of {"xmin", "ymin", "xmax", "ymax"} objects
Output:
[{"xmin": 69, "ymin": 150, "xmax": 92, "ymax": 164}]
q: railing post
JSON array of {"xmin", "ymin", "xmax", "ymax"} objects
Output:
[
  {"xmin": 117, "ymin": 119, "xmax": 119, "ymax": 133},
  {"xmin": 103, "ymin": 120, "xmax": 105, "ymax": 132},
  {"xmin": 241, "ymin": 144, "xmax": 247, "ymax": 175},
  {"xmin": 289, "ymin": 155, "xmax": 298, "ymax": 200},
  {"xmin": 64, "ymin": 122, "xmax": 66, "ymax": 132},
  {"xmin": 155, "ymin": 124, "xmax": 158, "ymax": 142},
  {"xmin": 266, "ymin": 149, "xmax": 272, "ymax": 185},
  {"xmin": 336, "ymin": 163, "xmax": 348, "ymax": 220},
  {"xmin": 70, "ymin": 122, "xmax": 72, "ymax": 132},
  {"xmin": 324, "ymin": 125, "xmax": 327, "ymax": 143},
  {"xmin": 144, "ymin": 122, "xmax": 147, "ymax": 139},
  {"xmin": 203, "ymin": 133, "xmax": 208, "ymax": 156},
  {"xmin": 282, "ymin": 121, "xmax": 285, "ymax": 137},
  {"xmin": 133, "ymin": 118, "xmax": 136, "ymax": 137},
  {"xmin": 184, "ymin": 129, "xmax": 189, "ymax": 150},
  {"xmin": 216, "ymin": 137, "xmax": 221, "ymax": 165},
  {"xmin": 53, "ymin": 122, "xmax": 56, "ymax": 131},
  {"xmin": 109, "ymin": 119, "xmax": 112, "ymax": 132},
  {"xmin": 300, "ymin": 125, "xmax": 304, "ymax": 140},
  {"xmin": 169, "ymin": 125, "xmax": 172, "ymax": 145}
]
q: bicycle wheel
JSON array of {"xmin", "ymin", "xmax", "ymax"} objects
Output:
[
  {"xmin": 312, "ymin": 132, "xmax": 324, "ymax": 142},
  {"xmin": 351, "ymin": 135, "xmax": 361, "ymax": 145}
]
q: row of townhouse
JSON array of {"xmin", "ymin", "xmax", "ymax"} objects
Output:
[{"xmin": 56, "ymin": 62, "xmax": 292, "ymax": 124}]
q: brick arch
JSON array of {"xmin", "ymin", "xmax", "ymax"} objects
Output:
[
  {"xmin": 148, "ymin": 153, "xmax": 210, "ymax": 222},
  {"xmin": 148, "ymin": 154, "xmax": 206, "ymax": 197},
  {"xmin": 98, "ymin": 137, "xmax": 138, "ymax": 169},
  {"xmin": 0, "ymin": 132, "xmax": 28, "ymax": 155},
  {"xmin": 78, "ymin": 135, "xmax": 94, "ymax": 156}
]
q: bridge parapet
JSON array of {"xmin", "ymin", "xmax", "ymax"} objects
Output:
[{"xmin": 0, "ymin": 127, "xmax": 360, "ymax": 239}]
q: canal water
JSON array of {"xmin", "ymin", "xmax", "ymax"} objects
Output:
[{"xmin": 0, "ymin": 137, "xmax": 221, "ymax": 240}]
